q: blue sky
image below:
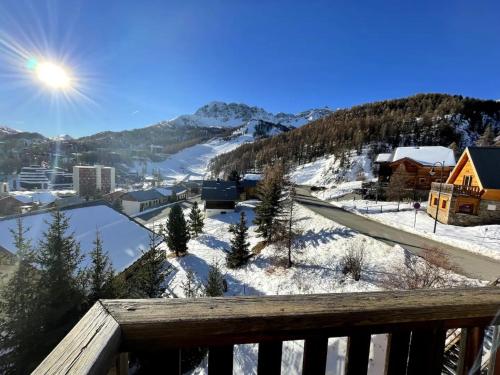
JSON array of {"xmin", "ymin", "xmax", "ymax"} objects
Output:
[{"xmin": 0, "ymin": 0, "xmax": 499, "ymax": 137}]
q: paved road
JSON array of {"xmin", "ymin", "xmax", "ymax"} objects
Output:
[
  {"xmin": 295, "ymin": 187, "xmax": 500, "ymax": 281},
  {"xmin": 134, "ymin": 195, "xmax": 201, "ymax": 225}
]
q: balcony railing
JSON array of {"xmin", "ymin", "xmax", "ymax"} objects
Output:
[
  {"xmin": 34, "ymin": 287, "xmax": 500, "ymax": 375},
  {"xmin": 431, "ymin": 182, "xmax": 482, "ymax": 198}
]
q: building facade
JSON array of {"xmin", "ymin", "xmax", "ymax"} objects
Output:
[
  {"xmin": 201, "ymin": 180, "xmax": 238, "ymax": 217},
  {"xmin": 427, "ymin": 147, "xmax": 500, "ymax": 226},
  {"xmin": 73, "ymin": 165, "xmax": 115, "ymax": 196}
]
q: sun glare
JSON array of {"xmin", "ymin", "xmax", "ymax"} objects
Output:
[{"xmin": 35, "ymin": 61, "xmax": 71, "ymax": 89}]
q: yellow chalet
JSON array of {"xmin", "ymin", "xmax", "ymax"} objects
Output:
[{"xmin": 427, "ymin": 147, "xmax": 500, "ymax": 226}]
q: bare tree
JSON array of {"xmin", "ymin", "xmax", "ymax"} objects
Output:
[
  {"xmin": 385, "ymin": 249, "xmax": 462, "ymax": 290},
  {"xmin": 339, "ymin": 242, "xmax": 365, "ymax": 281},
  {"xmin": 386, "ymin": 165, "xmax": 408, "ymax": 211}
]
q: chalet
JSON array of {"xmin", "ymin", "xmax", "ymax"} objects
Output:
[
  {"xmin": 427, "ymin": 147, "xmax": 500, "ymax": 226},
  {"xmin": 121, "ymin": 189, "xmax": 168, "ymax": 216},
  {"xmin": 375, "ymin": 146, "xmax": 456, "ymax": 192},
  {"xmin": 201, "ymin": 180, "xmax": 238, "ymax": 217},
  {"xmin": 0, "ymin": 196, "xmax": 33, "ymax": 216},
  {"xmin": 121, "ymin": 186, "xmax": 188, "ymax": 216},
  {"xmin": 239, "ymin": 173, "xmax": 262, "ymax": 200}
]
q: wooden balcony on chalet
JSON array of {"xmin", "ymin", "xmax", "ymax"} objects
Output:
[
  {"xmin": 431, "ymin": 182, "xmax": 482, "ymax": 198},
  {"xmin": 34, "ymin": 287, "xmax": 500, "ymax": 375}
]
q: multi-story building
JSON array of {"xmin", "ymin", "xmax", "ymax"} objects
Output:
[{"xmin": 73, "ymin": 165, "xmax": 115, "ymax": 196}]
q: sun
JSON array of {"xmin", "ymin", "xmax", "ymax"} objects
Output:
[{"xmin": 35, "ymin": 61, "xmax": 71, "ymax": 89}]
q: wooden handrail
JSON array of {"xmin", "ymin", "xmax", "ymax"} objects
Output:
[{"xmin": 34, "ymin": 287, "xmax": 500, "ymax": 374}]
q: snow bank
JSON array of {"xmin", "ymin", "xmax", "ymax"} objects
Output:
[{"xmin": 0, "ymin": 203, "xmax": 152, "ymax": 271}]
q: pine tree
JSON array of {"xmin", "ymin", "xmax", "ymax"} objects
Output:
[
  {"xmin": 254, "ymin": 163, "xmax": 286, "ymax": 242},
  {"xmin": 132, "ymin": 226, "xmax": 169, "ymax": 298},
  {"xmin": 88, "ymin": 231, "xmax": 115, "ymax": 305},
  {"xmin": 188, "ymin": 201, "xmax": 204, "ymax": 238},
  {"xmin": 226, "ymin": 212, "xmax": 250, "ymax": 269},
  {"xmin": 36, "ymin": 210, "xmax": 86, "ymax": 365},
  {"xmin": 166, "ymin": 204, "xmax": 190, "ymax": 256},
  {"xmin": 0, "ymin": 219, "xmax": 41, "ymax": 373},
  {"xmin": 205, "ymin": 261, "xmax": 225, "ymax": 297}
]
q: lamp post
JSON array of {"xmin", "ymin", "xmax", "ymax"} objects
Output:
[{"xmin": 429, "ymin": 161, "xmax": 445, "ymax": 234}]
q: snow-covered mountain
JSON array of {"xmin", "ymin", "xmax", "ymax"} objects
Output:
[
  {"xmin": 0, "ymin": 125, "xmax": 20, "ymax": 135},
  {"xmin": 156, "ymin": 101, "xmax": 333, "ymax": 129},
  {"xmin": 51, "ymin": 134, "xmax": 74, "ymax": 141}
]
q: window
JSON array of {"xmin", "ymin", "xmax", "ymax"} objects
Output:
[
  {"xmin": 433, "ymin": 197, "xmax": 438, "ymax": 206},
  {"xmin": 419, "ymin": 177, "xmax": 426, "ymax": 185},
  {"xmin": 441, "ymin": 200, "xmax": 447, "ymax": 209},
  {"xmin": 463, "ymin": 175, "xmax": 473, "ymax": 186}
]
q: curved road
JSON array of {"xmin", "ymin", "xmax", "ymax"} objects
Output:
[{"xmin": 295, "ymin": 187, "xmax": 500, "ymax": 281}]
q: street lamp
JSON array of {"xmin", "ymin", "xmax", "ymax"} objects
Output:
[{"xmin": 429, "ymin": 161, "xmax": 445, "ymax": 234}]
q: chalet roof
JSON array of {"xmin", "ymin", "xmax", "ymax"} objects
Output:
[
  {"xmin": 376, "ymin": 146, "xmax": 456, "ymax": 166},
  {"xmin": 467, "ymin": 147, "xmax": 500, "ymax": 189},
  {"xmin": 123, "ymin": 189, "xmax": 164, "ymax": 202},
  {"xmin": 201, "ymin": 180, "xmax": 238, "ymax": 201}
]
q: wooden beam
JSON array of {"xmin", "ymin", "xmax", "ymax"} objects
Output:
[
  {"xmin": 33, "ymin": 302, "xmax": 121, "ymax": 375},
  {"xmin": 102, "ymin": 288, "xmax": 500, "ymax": 350},
  {"xmin": 407, "ymin": 327, "xmax": 446, "ymax": 375},
  {"xmin": 457, "ymin": 327, "xmax": 485, "ymax": 375},
  {"xmin": 302, "ymin": 337, "xmax": 328, "ymax": 375},
  {"xmin": 257, "ymin": 341, "xmax": 282, "ymax": 375},
  {"xmin": 384, "ymin": 331, "xmax": 411, "ymax": 375},
  {"xmin": 208, "ymin": 345, "xmax": 233, "ymax": 375},
  {"xmin": 345, "ymin": 333, "xmax": 371, "ymax": 375}
]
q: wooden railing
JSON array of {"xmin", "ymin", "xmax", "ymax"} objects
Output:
[
  {"xmin": 34, "ymin": 288, "xmax": 500, "ymax": 375},
  {"xmin": 431, "ymin": 182, "xmax": 482, "ymax": 198}
]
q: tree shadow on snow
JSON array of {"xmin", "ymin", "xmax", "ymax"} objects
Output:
[
  {"xmin": 196, "ymin": 234, "xmax": 230, "ymax": 252},
  {"xmin": 299, "ymin": 227, "xmax": 356, "ymax": 247}
]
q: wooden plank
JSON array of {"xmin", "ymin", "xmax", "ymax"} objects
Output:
[
  {"xmin": 33, "ymin": 302, "xmax": 121, "ymax": 375},
  {"xmin": 487, "ymin": 326, "xmax": 500, "ymax": 375},
  {"xmin": 384, "ymin": 331, "xmax": 411, "ymax": 375},
  {"xmin": 407, "ymin": 328, "xmax": 446, "ymax": 375},
  {"xmin": 302, "ymin": 337, "xmax": 328, "ymax": 375},
  {"xmin": 102, "ymin": 288, "xmax": 500, "ymax": 350},
  {"xmin": 208, "ymin": 345, "xmax": 233, "ymax": 375},
  {"xmin": 345, "ymin": 333, "xmax": 371, "ymax": 375},
  {"xmin": 457, "ymin": 327, "xmax": 485, "ymax": 375},
  {"xmin": 258, "ymin": 341, "xmax": 282, "ymax": 375}
]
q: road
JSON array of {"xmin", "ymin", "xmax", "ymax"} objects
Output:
[
  {"xmin": 295, "ymin": 187, "xmax": 500, "ymax": 281},
  {"xmin": 134, "ymin": 195, "xmax": 201, "ymax": 225}
]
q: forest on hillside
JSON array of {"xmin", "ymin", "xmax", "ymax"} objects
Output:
[{"xmin": 209, "ymin": 94, "xmax": 500, "ymax": 176}]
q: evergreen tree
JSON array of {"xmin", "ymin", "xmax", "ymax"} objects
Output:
[
  {"xmin": 226, "ymin": 212, "xmax": 250, "ymax": 269},
  {"xmin": 166, "ymin": 204, "xmax": 190, "ymax": 256},
  {"xmin": 36, "ymin": 210, "xmax": 86, "ymax": 365},
  {"xmin": 228, "ymin": 170, "xmax": 240, "ymax": 182},
  {"xmin": 188, "ymin": 201, "xmax": 204, "ymax": 238},
  {"xmin": 112, "ymin": 198, "xmax": 123, "ymax": 211},
  {"xmin": 88, "ymin": 231, "xmax": 115, "ymax": 305},
  {"xmin": 205, "ymin": 261, "xmax": 225, "ymax": 297},
  {"xmin": 254, "ymin": 163, "xmax": 286, "ymax": 242},
  {"xmin": 0, "ymin": 219, "xmax": 40, "ymax": 374},
  {"xmin": 132, "ymin": 226, "xmax": 168, "ymax": 298}
]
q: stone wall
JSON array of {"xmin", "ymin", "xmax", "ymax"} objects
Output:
[{"xmin": 448, "ymin": 199, "xmax": 500, "ymax": 226}]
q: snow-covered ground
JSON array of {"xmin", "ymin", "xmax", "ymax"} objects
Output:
[
  {"xmin": 329, "ymin": 199, "xmax": 500, "ymax": 261},
  {"xmin": 0, "ymin": 203, "xmax": 152, "ymax": 270},
  {"xmin": 290, "ymin": 150, "xmax": 373, "ymax": 189},
  {"xmin": 148, "ymin": 201, "xmax": 478, "ymax": 374},
  {"xmin": 9, "ymin": 190, "xmax": 75, "ymax": 205}
]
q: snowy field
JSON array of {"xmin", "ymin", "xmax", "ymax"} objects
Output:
[
  {"xmin": 0, "ymin": 203, "xmax": 152, "ymax": 270},
  {"xmin": 290, "ymin": 151, "xmax": 373, "ymax": 189},
  {"xmin": 329, "ymin": 199, "xmax": 500, "ymax": 261},
  {"xmin": 148, "ymin": 201, "xmax": 478, "ymax": 374}
]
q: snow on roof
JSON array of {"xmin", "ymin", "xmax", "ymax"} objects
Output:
[
  {"xmin": 375, "ymin": 153, "xmax": 392, "ymax": 163},
  {"xmin": 243, "ymin": 173, "xmax": 262, "ymax": 181},
  {"xmin": 0, "ymin": 203, "xmax": 153, "ymax": 271},
  {"xmin": 391, "ymin": 146, "xmax": 456, "ymax": 166},
  {"xmin": 10, "ymin": 191, "xmax": 57, "ymax": 205}
]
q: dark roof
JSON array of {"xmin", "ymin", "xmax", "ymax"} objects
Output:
[
  {"xmin": 123, "ymin": 189, "xmax": 165, "ymax": 202},
  {"xmin": 468, "ymin": 147, "xmax": 500, "ymax": 189},
  {"xmin": 241, "ymin": 179, "xmax": 259, "ymax": 188},
  {"xmin": 201, "ymin": 180, "xmax": 238, "ymax": 201}
]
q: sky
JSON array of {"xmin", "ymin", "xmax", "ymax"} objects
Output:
[{"xmin": 0, "ymin": 0, "xmax": 499, "ymax": 137}]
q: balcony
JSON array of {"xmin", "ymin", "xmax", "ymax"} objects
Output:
[
  {"xmin": 34, "ymin": 287, "xmax": 500, "ymax": 375},
  {"xmin": 431, "ymin": 182, "xmax": 482, "ymax": 198}
]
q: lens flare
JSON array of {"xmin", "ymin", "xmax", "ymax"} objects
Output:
[{"xmin": 35, "ymin": 61, "xmax": 71, "ymax": 89}]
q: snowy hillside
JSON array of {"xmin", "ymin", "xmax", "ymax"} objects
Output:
[
  {"xmin": 147, "ymin": 202, "xmax": 478, "ymax": 374},
  {"xmin": 0, "ymin": 203, "xmax": 152, "ymax": 271},
  {"xmin": 157, "ymin": 101, "xmax": 333, "ymax": 129},
  {"xmin": 137, "ymin": 119, "xmax": 293, "ymax": 182},
  {"xmin": 50, "ymin": 134, "xmax": 74, "ymax": 141},
  {"xmin": 0, "ymin": 125, "xmax": 20, "ymax": 135}
]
